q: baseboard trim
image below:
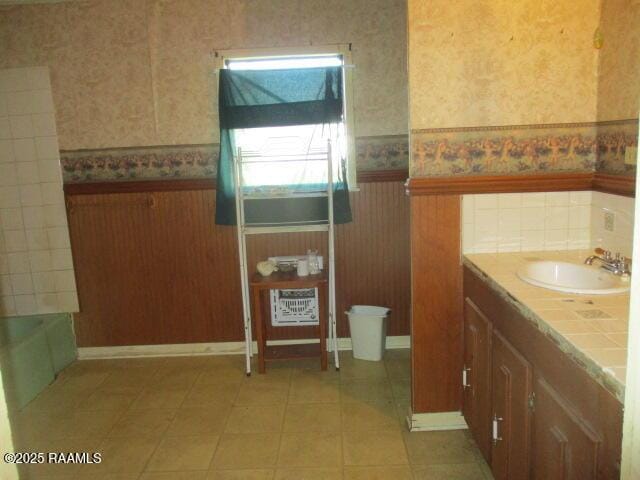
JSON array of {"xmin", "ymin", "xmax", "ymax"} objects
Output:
[
  {"xmin": 407, "ymin": 410, "xmax": 469, "ymax": 432},
  {"xmin": 77, "ymin": 335, "xmax": 410, "ymax": 359}
]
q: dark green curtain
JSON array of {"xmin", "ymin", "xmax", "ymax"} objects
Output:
[{"xmin": 215, "ymin": 66, "xmax": 352, "ymax": 225}]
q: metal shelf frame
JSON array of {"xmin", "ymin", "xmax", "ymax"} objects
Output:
[{"xmin": 233, "ymin": 141, "xmax": 340, "ymax": 375}]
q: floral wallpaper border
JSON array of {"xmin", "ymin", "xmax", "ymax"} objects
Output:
[
  {"xmin": 410, "ymin": 119, "xmax": 638, "ymax": 177},
  {"xmin": 61, "ymin": 144, "xmax": 218, "ymax": 183},
  {"xmin": 355, "ymin": 135, "xmax": 409, "ymax": 172},
  {"xmin": 596, "ymin": 119, "xmax": 639, "ymax": 176},
  {"xmin": 61, "ymin": 135, "xmax": 410, "ymax": 184},
  {"xmin": 60, "ymin": 121, "xmax": 637, "ymax": 183}
]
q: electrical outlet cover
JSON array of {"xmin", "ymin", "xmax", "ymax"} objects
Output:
[{"xmin": 604, "ymin": 211, "xmax": 615, "ymax": 232}]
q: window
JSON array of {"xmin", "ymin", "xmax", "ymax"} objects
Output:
[{"xmin": 216, "ymin": 46, "xmax": 356, "ymax": 190}]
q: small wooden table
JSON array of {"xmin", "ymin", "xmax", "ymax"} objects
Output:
[{"xmin": 250, "ymin": 270, "xmax": 328, "ymax": 374}]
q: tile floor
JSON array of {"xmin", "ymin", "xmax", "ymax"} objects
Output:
[{"xmin": 9, "ymin": 350, "xmax": 493, "ymax": 479}]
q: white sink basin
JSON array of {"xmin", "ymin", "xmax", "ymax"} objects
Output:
[{"xmin": 516, "ymin": 261, "xmax": 630, "ymax": 295}]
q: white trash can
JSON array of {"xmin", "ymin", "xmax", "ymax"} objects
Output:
[{"xmin": 346, "ymin": 305, "xmax": 390, "ymax": 361}]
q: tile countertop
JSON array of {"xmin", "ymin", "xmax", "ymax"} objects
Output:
[{"xmin": 463, "ymin": 250, "xmax": 630, "ymax": 403}]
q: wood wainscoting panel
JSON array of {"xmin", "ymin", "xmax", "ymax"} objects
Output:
[
  {"xmin": 410, "ymin": 194, "xmax": 463, "ymax": 414},
  {"xmin": 592, "ymin": 173, "xmax": 636, "ymax": 197},
  {"xmin": 336, "ymin": 181, "xmax": 411, "ymax": 337},
  {"xmin": 68, "ymin": 190, "xmax": 244, "ymax": 346},
  {"xmin": 67, "ymin": 181, "xmax": 410, "ymax": 347}
]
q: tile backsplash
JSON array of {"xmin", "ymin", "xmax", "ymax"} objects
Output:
[
  {"xmin": 462, "ymin": 190, "xmax": 635, "ymax": 257},
  {"xmin": 591, "ymin": 191, "xmax": 635, "ymax": 257},
  {"xmin": 0, "ymin": 67, "xmax": 79, "ymax": 317}
]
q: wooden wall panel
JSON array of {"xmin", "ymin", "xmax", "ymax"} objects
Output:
[
  {"xmin": 336, "ymin": 182, "xmax": 411, "ymax": 337},
  {"xmin": 410, "ymin": 194, "xmax": 463, "ymax": 414},
  {"xmin": 67, "ymin": 181, "xmax": 410, "ymax": 347}
]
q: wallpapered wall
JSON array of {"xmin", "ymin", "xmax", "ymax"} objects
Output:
[
  {"xmin": 0, "ymin": 0, "xmax": 409, "ymax": 181},
  {"xmin": 597, "ymin": 0, "xmax": 640, "ymax": 122},
  {"xmin": 0, "ymin": 0, "xmax": 407, "ymax": 147},
  {"xmin": 408, "ymin": 0, "xmax": 639, "ymax": 178},
  {"xmin": 595, "ymin": 0, "xmax": 640, "ymax": 177}
]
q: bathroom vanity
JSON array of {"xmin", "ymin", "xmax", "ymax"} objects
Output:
[{"xmin": 463, "ymin": 251, "xmax": 627, "ymax": 480}]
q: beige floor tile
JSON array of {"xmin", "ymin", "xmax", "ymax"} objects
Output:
[
  {"xmin": 20, "ymin": 384, "xmax": 87, "ymax": 416},
  {"xmin": 93, "ymin": 436, "xmax": 160, "ymax": 474},
  {"xmin": 197, "ymin": 365, "xmax": 249, "ymax": 385},
  {"xmin": 130, "ymin": 386, "xmax": 190, "ymax": 409},
  {"xmin": 478, "ymin": 459, "xmax": 494, "ymax": 479},
  {"xmin": 150, "ymin": 367, "xmax": 201, "ymax": 389},
  {"xmin": 140, "ymin": 472, "xmax": 208, "ymax": 480},
  {"xmin": 390, "ymin": 378, "xmax": 411, "ymax": 399},
  {"xmin": 340, "ymin": 379, "xmax": 393, "ymax": 403},
  {"xmin": 183, "ymin": 382, "xmax": 242, "ymax": 407},
  {"xmin": 17, "ymin": 408, "xmax": 124, "ymax": 441},
  {"xmin": 99, "ymin": 369, "xmax": 157, "ymax": 391},
  {"xmin": 385, "ymin": 360, "xmax": 411, "ymax": 380},
  {"xmin": 207, "ymin": 469, "xmax": 275, "ymax": 480},
  {"xmin": 339, "ymin": 358, "xmax": 389, "ymax": 381},
  {"xmin": 116, "ymin": 358, "xmax": 169, "ymax": 370},
  {"xmin": 394, "ymin": 399, "xmax": 411, "ymax": 427},
  {"xmin": 250, "ymin": 365, "xmax": 295, "ymax": 384},
  {"xmin": 225, "ymin": 405, "xmax": 286, "ymax": 433},
  {"xmin": 344, "ymin": 465, "xmax": 413, "ymax": 480},
  {"xmin": 107, "ymin": 409, "xmax": 176, "ymax": 439},
  {"xmin": 212, "ymin": 433, "xmax": 281, "ymax": 469},
  {"xmin": 343, "ymin": 430, "xmax": 408, "ymax": 466},
  {"xmin": 76, "ymin": 387, "xmax": 141, "ymax": 412},
  {"xmin": 236, "ymin": 383, "xmax": 290, "ymax": 406},
  {"xmin": 412, "ymin": 463, "xmax": 487, "ymax": 479},
  {"xmin": 403, "ymin": 430, "xmax": 479, "ymax": 465},
  {"xmin": 92, "ymin": 474, "xmax": 144, "ymax": 480},
  {"xmin": 17, "ymin": 353, "xmax": 418, "ymax": 478},
  {"xmin": 275, "ymin": 467, "xmax": 343, "ymax": 479},
  {"xmin": 25, "ymin": 437, "xmax": 101, "ymax": 477},
  {"xmin": 341, "ymin": 399, "xmax": 399, "ymax": 431},
  {"xmin": 282, "ymin": 404, "xmax": 341, "ymax": 433},
  {"xmin": 288, "ymin": 377, "xmax": 340, "ymax": 404},
  {"xmin": 146, "ymin": 435, "xmax": 220, "ymax": 471},
  {"xmin": 384, "ymin": 349, "xmax": 410, "ymax": 362},
  {"xmin": 292, "ymin": 360, "xmax": 341, "ymax": 381},
  {"xmin": 59, "ymin": 371, "xmax": 110, "ymax": 391},
  {"xmin": 14, "ymin": 411, "xmax": 70, "ymax": 442},
  {"xmin": 62, "ymin": 409, "xmax": 126, "ymax": 439},
  {"xmin": 278, "ymin": 433, "xmax": 342, "ymax": 468},
  {"xmin": 166, "ymin": 406, "xmax": 232, "ymax": 436}
]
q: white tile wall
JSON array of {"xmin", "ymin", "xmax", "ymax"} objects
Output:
[
  {"xmin": 462, "ymin": 191, "xmax": 592, "ymax": 253},
  {"xmin": 0, "ymin": 67, "xmax": 78, "ymax": 318},
  {"xmin": 591, "ymin": 191, "xmax": 635, "ymax": 258},
  {"xmin": 462, "ymin": 190, "xmax": 636, "ymax": 258}
]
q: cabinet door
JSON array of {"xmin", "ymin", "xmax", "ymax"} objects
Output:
[
  {"xmin": 491, "ymin": 329, "xmax": 532, "ymax": 480},
  {"xmin": 531, "ymin": 377, "xmax": 601, "ymax": 480},
  {"xmin": 463, "ymin": 298, "xmax": 492, "ymax": 461}
]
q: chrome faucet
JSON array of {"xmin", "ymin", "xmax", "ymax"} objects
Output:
[{"xmin": 585, "ymin": 248, "xmax": 632, "ymax": 276}]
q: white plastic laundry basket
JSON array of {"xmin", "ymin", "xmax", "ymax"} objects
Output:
[{"xmin": 346, "ymin": 305, "xmax": 390, "ymax": 361}]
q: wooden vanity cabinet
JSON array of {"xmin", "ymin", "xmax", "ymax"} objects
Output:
[
  {"xmin": 491, "ymin": 329, "xmax": 532, "ymax": 480},
  {"xmin": 531, "ymin": 376, "xmax": 601, "ymax": 480},
  {"xmin": 462, "ymin": 299, "xmax": 492, "ymax": 461},
  {"xmin": 463, "ymin": 266, "xmax": 623, "ymax": 480}
]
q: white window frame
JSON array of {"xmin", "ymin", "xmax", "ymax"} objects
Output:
[{"xmin": 214, "ymin": 44, "xmax": 357, "ymax": 190}]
